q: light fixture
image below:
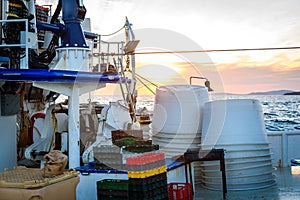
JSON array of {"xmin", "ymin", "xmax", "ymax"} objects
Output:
[{"xmin": 189, "ymin": 76, "xmax": 213, "ymax": 92}]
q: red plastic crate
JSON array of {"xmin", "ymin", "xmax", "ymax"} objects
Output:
[
  {"xmin": 168, "ymin": 183, "xmax": 193, "ymax": 200},
  {"xmin": 126, "ymin": 152, "xmax": 166, "ymax": 165}
]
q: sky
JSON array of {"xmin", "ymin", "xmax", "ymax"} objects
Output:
[{"xmin": 36, "ymin": 0, "xmax": 300, "ymax": 94}]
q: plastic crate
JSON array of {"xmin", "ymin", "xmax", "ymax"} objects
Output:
[
  {"xmin": 97, "ymin": 179, "xmax": 129, "ymax": 200},
  {"xmin": 123, "ymin": 144, "xmax": 159, "ymax": 153},
  {"xmin": 126, "ymin": 152, "xmax": 165, "ymax": 165},
  {"xmin": 129, "ymin": 173, "xmax": 167, "ymax": 192},
  {"xmin": 126, "ymin": 159, "xmax": 166, "ymax": 171},
  {"xmin": 97, "ymin": 179, "xmax": 128, "ymax": 191},
  {"xmin": 114, "ymin": 138, "xmax": 152, "ymax": 147},
  {"xmin": 168, "ymin": 183, "xmax": 193, "ymax": 200},
  {"xmin": 127, "ymin": 165, "xmax": 167, "ymax": 179},
  {"xmin": 93, "ymin": 145, "xmax": 123, "ymax": 170},
  {"xmin": 0, "ymin": 167, "xmax": 79, "ymax": 200},
  {"xmin": 128, "ymin": 173, "xmax": 168, "ymax": 200},
  {"xmin": 112, "ymin": 130, "xmax": 143, "ymax": 143},
  {"xmin": 98, "ymin": 189, "xmax": 128, "ymax": 196}
]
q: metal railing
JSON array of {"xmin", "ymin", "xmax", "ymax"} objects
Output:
[{"xmin": 267, "ymin": 130, "xmax": 300, "ymax": 167}]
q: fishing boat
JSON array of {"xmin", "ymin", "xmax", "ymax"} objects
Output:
[{"xmin": 0, "ymin": 0, "xmax": 300, "ymax": 200}]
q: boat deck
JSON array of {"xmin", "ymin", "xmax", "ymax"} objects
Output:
[{"xmin": 194, "ymin": 167, "xmax": 300, "ymax": 200}]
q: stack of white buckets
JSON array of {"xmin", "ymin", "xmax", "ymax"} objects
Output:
[
  {"xmin": 150, "ymin": 85, "xmax": 276, "ymax": 190},
  {"xmin": 150, "ymin": 85, "xmax": 209, "ymax": 183},
  {"xmin": 200, "ymin": 99, "xmax": 275, "ymax": 190}
]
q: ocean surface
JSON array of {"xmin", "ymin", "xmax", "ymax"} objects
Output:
[{"xmin": 135, "ymin": 94, "xmax": 300, "ymax": 132}]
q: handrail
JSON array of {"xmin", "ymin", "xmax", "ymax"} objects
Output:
[{"xmin": 267, "ymin": 131, "xmax": 300, "ymax": 167}]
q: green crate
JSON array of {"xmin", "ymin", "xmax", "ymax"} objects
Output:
[
  {"xmin": 97, "ymin": 179, "xmax": 128, "ymax": 191},
  {"xmin": 114, "ymin": 137, "xmax": 137, "ymax": 146},
  {"xmin": 123, "ymin": 144, "xmax": 159, "ymax": 153}
]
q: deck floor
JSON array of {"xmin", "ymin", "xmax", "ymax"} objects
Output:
[{"xmin": 194, "ymin": 167, "xmax": 300, "ymax": 200}]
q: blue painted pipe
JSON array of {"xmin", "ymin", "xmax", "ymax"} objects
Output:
[
  {"xmin": 84, "ymin": 31, "xmax": 98, "ymax": 40},
  {"xmin": 37, "ymin": 21, "xmax": 66, "ymax": 36}
]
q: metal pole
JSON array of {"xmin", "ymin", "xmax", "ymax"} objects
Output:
[
  {"xmin": 68, "ymin": 87, "xmax": 80, "ymax": 168},
  {"xmin": 0, "ymin": 1, "xmax": 2, "ymax": 44},
  {"xmin": 98, "ymin": 35, "xmax": 101, "ymax": 72},
  {"xmin": 220, "ymin": 150, "xmax": 227, "ymax": 199}
]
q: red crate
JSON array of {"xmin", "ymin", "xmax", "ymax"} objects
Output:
[{"xmin": 168, "ymin": 183, "xmax": 193, "ymax": 200}]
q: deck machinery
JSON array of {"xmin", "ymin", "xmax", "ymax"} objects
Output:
[{"xmin": 0, "ymin": 0, "xmax": 139, "ymax": 169}]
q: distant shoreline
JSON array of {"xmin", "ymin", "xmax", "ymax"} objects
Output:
[{"xmin": 284, "ymin": 92, "xmax": 300, "ymax": 95}]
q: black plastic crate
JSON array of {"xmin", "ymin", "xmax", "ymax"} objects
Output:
[
  {"xmin": 128, "ymin": 173, "xmax": 168, "ymax": 199},
  {"xmin": 98, "ymin": 189, "xmax": 128, "ymax": 197},
  {"xmin": 129, "ymin": 173, "xmax": 167, "ymax": 189},
  {"xmin": 97, "ymin": 179, "xmax": 129, "ymax": 200}
]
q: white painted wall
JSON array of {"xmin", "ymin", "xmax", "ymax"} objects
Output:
[{"xmin": 0, "ymin": 115, "xmax": 17, "ymax": 172}]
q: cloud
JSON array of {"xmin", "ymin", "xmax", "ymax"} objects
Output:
[{"xmin": 215, "ymin": 51, "xmax": 300, "ymax": 93}]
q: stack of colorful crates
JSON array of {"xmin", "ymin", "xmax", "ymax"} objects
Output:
[{"xmin": 126, "ymin": 152, "xmax": 169, "ymax": 200}]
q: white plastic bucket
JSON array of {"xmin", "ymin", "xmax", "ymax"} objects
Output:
[
  {"xmin": 201, "ymin": 99, "xmax": 268, "ymax": 147},
  {"xmin": 151, "ymin": 85, "xmax": 208, "ymax": 134}
]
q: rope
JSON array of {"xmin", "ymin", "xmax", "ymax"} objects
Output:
[
  {"xmin": 101, "ymin": 24, "xmax": 126, "ymax": 37},
  {"xmin": 135, "ymin": 72, "xmax": 158, "ymax": 87},
  {"xmin": 125, "ymin": 55, "xmax": 130, "ymax": 71},
  {"xmin": 125, "ymin": 70, "xmax": 158, "ymax": 94},
  {"xmin": 33, "ymin": 126, "xmax": 42, "ymax": 137},
  {"xmin": 49, "ymin": 112, "xmax": 58, "ymax": 152},
  {"xmin": 135, "ymin": 76, "xmax": 156, "ymax": 95}
]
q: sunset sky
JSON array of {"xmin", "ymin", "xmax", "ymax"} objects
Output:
[{"xmin": 37, "ymin": 0, "xmax": 300, "ymax": 94}]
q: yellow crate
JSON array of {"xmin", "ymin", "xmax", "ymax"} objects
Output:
[{"xmin": 128, "ymin": 165, "xmax": 167, "ymax": 179}]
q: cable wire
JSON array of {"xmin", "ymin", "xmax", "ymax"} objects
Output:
[
  {"xmin": 135, "ymin": 72, "xmax": 158, "ymax": 87},
  {"xmin": 134, "ymin": 46, "xmax": 300, "ymax": 55}
]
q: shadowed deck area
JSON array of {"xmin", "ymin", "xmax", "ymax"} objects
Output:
[{"xmin": 194, "ymin": 167, "xmax": 300, "ymax": 200}]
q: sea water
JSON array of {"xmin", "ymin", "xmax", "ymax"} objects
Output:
[{"xmin": 136, "ymin": 94, "xmax": 300, "ymax": 132}]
